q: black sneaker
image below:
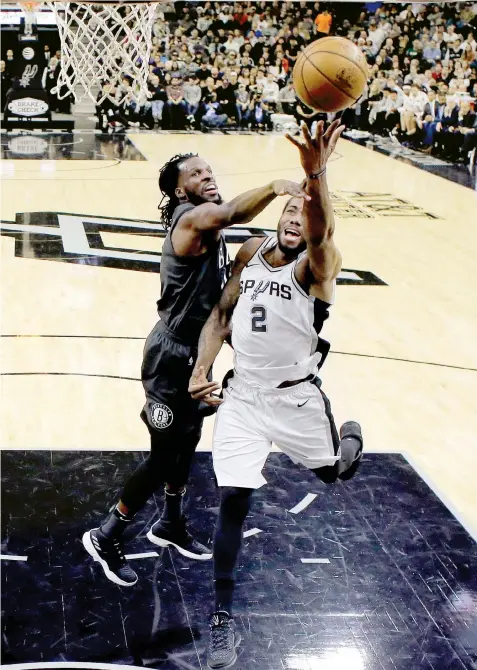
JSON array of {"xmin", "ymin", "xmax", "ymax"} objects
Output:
[
  {"xmin": 207, "ymin": 611, "xmax": 241, "ymax": 669},
  {"xmin": 146, "ymin": 517, "xmax": 212, "ymax": 560},
  {"xmin": 338, "ymin": 421, "xmax": 363, "ymax": 481},
  {"xmin": 82, "ymin": 528, "xmax": 138, "ymax": 587}
]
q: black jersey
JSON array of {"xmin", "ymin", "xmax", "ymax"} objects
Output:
[{"xmin": 157, "ymin": 203, "xmax": 231, "ymax": 344}]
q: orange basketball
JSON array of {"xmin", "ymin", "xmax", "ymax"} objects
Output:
[{"xmin": 293, "ymin": 37, "xmax": 368, "ymax": 113}]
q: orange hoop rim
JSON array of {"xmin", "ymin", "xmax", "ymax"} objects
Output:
[{"xmin": 19, "ymin": 1, "xmax": 41, "ymax": 11}]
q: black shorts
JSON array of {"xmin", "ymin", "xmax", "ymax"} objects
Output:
[{"xmin": 141, "ymin": 321, "xmax": 203, "ymax": 438}]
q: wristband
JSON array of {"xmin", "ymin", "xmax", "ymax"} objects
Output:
[{"xmin": 307, "ymin": 167, "xmax": 327, "ymax": 179}]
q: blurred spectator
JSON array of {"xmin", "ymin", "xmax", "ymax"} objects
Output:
[
  {"xmin": 43, "ymin": 45, "xmax": 51, "ymax": 64},
  {"xmin": 146, "ymin": 73, "xmax": 166, "ymax": 126},
  {"xmin": 295, "ymin": 100, "xmax": 323, "ymax": 129},
  {"xmin": 459, "ymin": 112, "xmax": 477, "ymax": 164},
  {"xmin": 419, "ymin": 90, "xmax": 447, "ymax": 151},
  {"xmin": 42, "ymin": 56, "xmax": 59, "ymax": 111},
  {"xmin": 96, "ymin": 83, "xmax": 131, "ymax": 132},
  {"xmin": 184, "ymin": 75, "xmax": 202, "ymax": 126},
  {"xmin": 235, "ymin": 82, "xmax": 251, "ymax": 127},
  {"xmin": 315, "ymin": 9, "xmax": 332, "ymax": 39},
  {"xmin": 423, "ymin": 40, "xmax": 442, "ymax": 64},
  {"xmin": 163, "ymin": 75, "xmax": 187, "ymax": 129},
  {"xmin": 196, "ymin": 60, "xmax": 212, "ymax": 82},
  {"xmin": 262, "ymin": 72, "xmax": 279, "ymax": 107},
  {"xmin": 375, "ymin": 88, "xmax": 402, "ymax": 135},
  {"xmin": 4, "ymin": 49, "xmax": 15, "ymax": 79},
  {"xmin": 201, "ymin": 92, "xmax": 229, "ymax": 129},
  {"xmin": 248, "ymin": 93, "xmax": 272, "ymax": 130},
  {"xmin": 452, "ymin": 99, "xmax": 477, "ymax": 160},
  {"xmin": 434, "ymin": 98, "xmax": 460, "ymax": 157},
  {"xmin": 1, "ymin": 60, "xmax": 12, "ymax": 110},
  {"xmin": 216, "ymin": 76, "xmax": 238, "ymax": 121},
  {"xmin": 396, "ymin": 83, "xmax": 426, "ymax": 143},
  {"xmin": 278, "ymin": 81, "xmax": 296, "ymax": 114}
]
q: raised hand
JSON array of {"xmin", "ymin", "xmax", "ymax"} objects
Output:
[
  {"xmin": 188, "ymin": 366, "xmax": 223, "ymax": 406},
  {"xmin": 285, "ymin": 119, "xmax": 345, "ymax": 176},
  {"xmin": 272, "ymin": 179, "xmax": 311, "ymax": 200}
]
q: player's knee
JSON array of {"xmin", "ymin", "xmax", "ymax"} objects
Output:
[
  {"xmin": 312, "ymin": 464, "xmax": 338, "ymax": 484},
  {"xmin": 220, "ymin": 486, "xmax": 253, "ymax": 523},
  {"xmin": 141, "ymin": 451, "xmax": 166, "ymax": 480}
]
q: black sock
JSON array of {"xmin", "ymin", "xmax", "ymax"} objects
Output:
[
  {"xmin": 100, "ymin": 506, "xmax": 133, "ymax": 539},
  {"xmin": 215, "ymin": 578, "xmax": 235, "ymax": 615},
  {"xmin": 161, "ymin": 487, "xmax": 185, "ymax": 523}
]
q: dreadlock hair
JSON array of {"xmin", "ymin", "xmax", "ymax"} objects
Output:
[{"xmin": 158, "ymin": 153, "xmax": 198, "ymax": 231}]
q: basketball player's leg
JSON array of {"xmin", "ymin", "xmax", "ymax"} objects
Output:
[
  {"xmin": 310, "ymin": 381, "xmax": 363, "ymax": 483},
  {"xmin": 214, "ymin": 486, "xmax": 254, "ymax": 612},
  {"xmin": 127, "ymin": 330, "xmax": 212, "ymax": 554},
  {"xmin": 82, "ymin": 416, "xmax": 206, "ymax": 586},
  {"xmin": 82, "ymin": 327, "xmax": 208, "ymax": 585},
  {"xmin": 269, "ymin": 379, "xmax": 363, "ymax": 485},
  {"xmin": 144, "ymin": 424, "xmax": 212, "ymax": 560},
  {"xmin": 208, "ymin": 381, "xmax": 270, "ymax": 668}
]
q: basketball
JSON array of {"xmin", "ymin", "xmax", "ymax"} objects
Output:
[{"xmin": 293, "ymin": 36, "xmax": 368, "ymax": 113}]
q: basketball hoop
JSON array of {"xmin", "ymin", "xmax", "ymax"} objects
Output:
[
  {"xmin": 19, "ymin": 1, "xmax": 40, "ymax": 13},
  {"xmin": 44, "ymin": 1, "xmax": 159, "ymax": 105}
]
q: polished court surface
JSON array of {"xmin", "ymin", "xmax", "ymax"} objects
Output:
[{"xmin": 1, "ymin": 131, "xmax": 477, "ymax": 669}]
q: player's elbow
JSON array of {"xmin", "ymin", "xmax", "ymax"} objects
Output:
[
  {"xmin": 307, "ymin": 228, "xmax": 333, "ymax": 247},
  {"xmin": 192, "ymin": 203, "xmax": 234, "ymax": 231},
  {"xmin": 209, "ymin": 304, "xmax": 231, "ymax": 340},
  {"xmin": 210, "ymin": 202, "xmax": 243, "ymax": 229},
  {"xmin": 217, "ymin": 309, "xmax": 232, "ymax": 339},
  {"xmin": 307, "ymin": 233, "xmax": 326, "ymax": 247}
]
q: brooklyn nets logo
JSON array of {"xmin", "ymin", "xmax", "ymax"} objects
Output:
[
  {"xmin": 150, "ymin": 403, "xmax": 173, "ymax": 430},
  {"xmin": 0, "ymin": 211, "xmax": 387, "ymax": 286}
]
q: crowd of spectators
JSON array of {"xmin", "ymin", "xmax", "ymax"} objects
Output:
[
  {"xmin": 340, "ymin": 2, "xmax": 477, "ymax": 164},
  {"xmin": 2, "ymin": 2, "xmax": 477, "ymax": 166}
]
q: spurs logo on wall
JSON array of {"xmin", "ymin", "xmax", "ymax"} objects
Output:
[
  {"xmin": 0, "ymin": 212, "xmax": 387, "ymax": 286},
  {"xmin": 19, "ymin": 63, "xmax": 39, "ymax": 88}
]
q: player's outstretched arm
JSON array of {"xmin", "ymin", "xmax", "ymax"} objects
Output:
[
  {"xmin": 181, "ymin": 179, "xmax": 310, "ymax": 233},
  {"xmin": 285, "ymin": 121, "xmax": 344, "ymax": 291},
  {"xmin": 188, "ymin": 238, "xmax": 263, "ymax": 405}
]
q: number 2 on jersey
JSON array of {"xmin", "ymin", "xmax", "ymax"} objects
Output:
[{"xmin": 251, "ymin": 305, "xmax": 267, "ymax": 332}]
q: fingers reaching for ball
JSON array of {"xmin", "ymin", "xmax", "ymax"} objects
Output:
[
  {"xmin": 323, "ymin": 119, "xmax": 346, "ymax": 152},
  {"xmin": 285, "ymin": 119, "xmax": 345, "ymax": 175}
]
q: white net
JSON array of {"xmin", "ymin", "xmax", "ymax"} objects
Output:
[{"xmin": 46, "ymin": 2, "xmax": 158, "ymax": 104}]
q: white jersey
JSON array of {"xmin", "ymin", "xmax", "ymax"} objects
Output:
[{"xmin": 231, "ymin": 237, "xmax": 334, "ymax": 388}]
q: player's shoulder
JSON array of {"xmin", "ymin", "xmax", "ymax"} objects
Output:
[
  {"xmin": 235, "ymin": 235, "xmax": 267, "ymax": 266},
  {"xmin": 228, "ymin": 236, "xmax": 267, "ymax": 276},
  {"xmin": 170, "ymin": 202, "xmax": 196, "ymax": 229},
  {"xmin": 174, "ymin": 200, "xmax": 224, "ymax": 225}
]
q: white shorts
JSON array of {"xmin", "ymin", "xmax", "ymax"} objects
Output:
[{"xmin": 213, "ymin": 373, "xmax": 340, "ymax": 489}]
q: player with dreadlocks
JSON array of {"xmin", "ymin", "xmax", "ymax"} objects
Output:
[{"xmin": 83, "ymin": 152, "xmax": 309, "ymax": 587}]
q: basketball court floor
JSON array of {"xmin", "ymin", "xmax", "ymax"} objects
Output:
[{"xmin": 1, "ymin": 130, "xmax": 477, "ymax": 669}]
